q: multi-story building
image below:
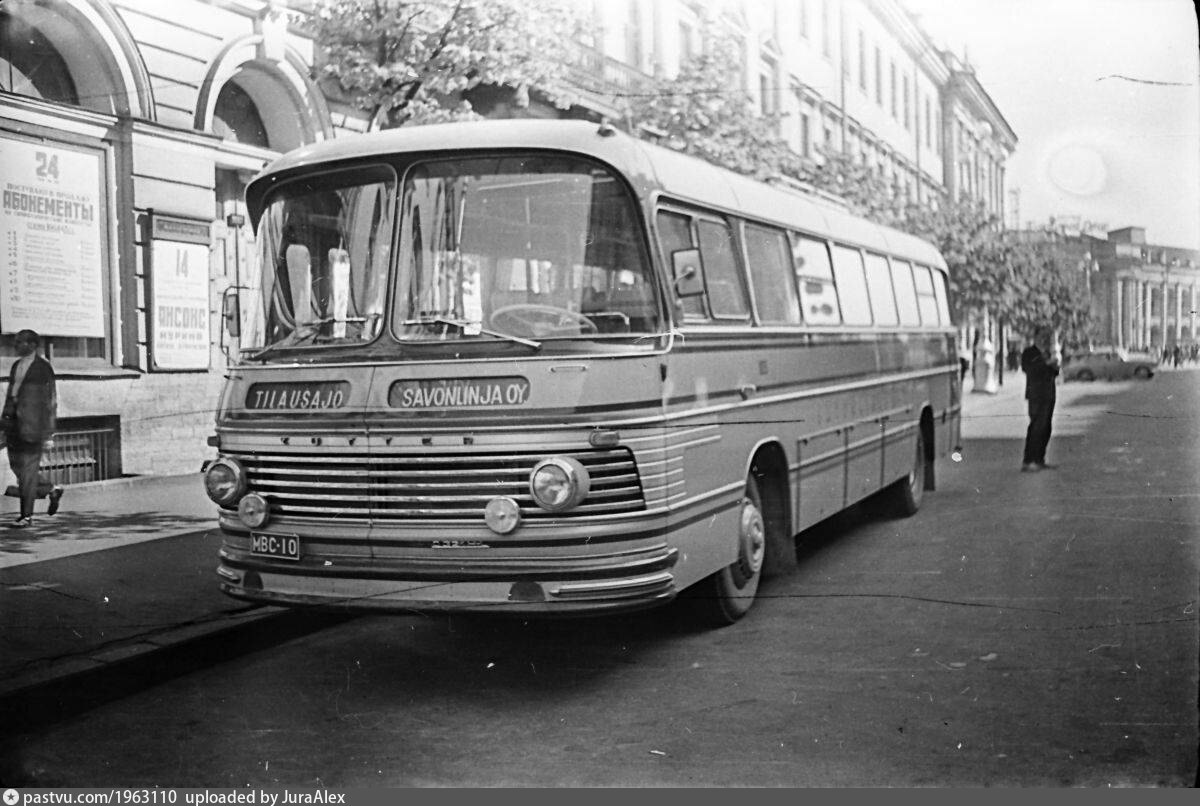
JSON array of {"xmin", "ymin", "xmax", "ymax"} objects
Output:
[
  {"xmin": 1015, "ymin": 221, "xmax": 1200, "ymax": 351},
  {"xmin": 0, "ymin": 0, "xmax": 1015, "ymax": 481},
  {"xmin": 1087, "ymin": 227, "xmax": 1200, "ymax": 352},
  {"xmin": 569, "ymin": 0, "xmax": 1015, "ymax": 216}
]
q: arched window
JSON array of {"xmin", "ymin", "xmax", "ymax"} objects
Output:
[
  {"xmin": 213, "ymin": 80, "xmax": 270, "ymax": 148},
  {"xmin": 0, "ymin": 10, "xmax": 78, "ymax": 104}
]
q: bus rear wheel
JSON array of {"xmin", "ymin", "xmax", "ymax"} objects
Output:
[{"xmin": 687, "ymin": 474, "xmax": 766, "ymax": 626}]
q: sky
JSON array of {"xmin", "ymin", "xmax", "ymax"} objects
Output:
[{"xmin": 901, "ymin": 0, "xmax": 1200, "ymax": 249}]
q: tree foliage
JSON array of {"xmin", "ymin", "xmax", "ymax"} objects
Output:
[
  {"xmin": 622, "ymin": 23, "xmax": 1094, "ymax": 337},
  {"xmin": 623, "ymin": 25, "xmax": 801, "ymax": 181},
  {"xmin": 312, "ymin": 0, "xmax": 580, "ymax": 129}
]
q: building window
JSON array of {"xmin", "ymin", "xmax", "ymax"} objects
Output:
[
  {"xmin": 889, "ymin": 60, "xmax": 897, "ymax": 118},
  {"xmin": 624, "ymin": 0, "xmax": 641, "ymax": 69},
  {"xmin": 925, "ymin": 98, "xmax": 932, "ymax": 148},
  {"xmin": 678, "ymin": 20, "xmax": 694, "ymax": 64},
  {"xmin": 935, "ymin": 108, "xmax": 942, "ymax": 154},
  {"xmin": 874, "ymin": 46, "xmax": 882, "ymax": 105},
  {"xmin": 858, "ymin": 30, "xmax": 866, "ymax": 91},
  {"xmin": 760, "ymin": 56, "xmax": 777, "ymax": 115},
  {"xmin": 903, "ymin": 76, "xmax": 910, "ymax": 130},
  {"xmin": 800, "ymin": 112, "xmax": 811, "ymax": 157},
  {"xmin": 821, "ymin": 0, "xmax": 831, "ymax": 57},
  {"xmin": 0, "ymin": 11, "xmax": 78, "ymax": 104},
  {"xmin": 213, "ymin": 82, "xmax": 270, "ymax": 148}
]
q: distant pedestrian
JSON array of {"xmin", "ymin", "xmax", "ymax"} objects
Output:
[
  {"xmin": 2, "ymin": 330, "xmax": 63, "ymax": 527},
  {"xmin": 1172, "ymin": 344, "xmax": 1182, "ymax": 368},
  {"xmin": 1020, "ymin": 326, "xmax": 1060, "ymax": 472}
]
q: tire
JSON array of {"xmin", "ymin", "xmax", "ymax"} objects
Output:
[
  {"xmin": 686, "ymin": 474, "xmax": 766, "ymax": 627},
  {"xmin": 1134, "ymin": 366, "xmax": 1152, "ymax": 379},
  {"xmin": 1076, "ymin": 369, "xmax": 1095, "ymax": 382},
  {"xmin": 885, "ymin": 427, "xmax": 926, "ymax": 517}
]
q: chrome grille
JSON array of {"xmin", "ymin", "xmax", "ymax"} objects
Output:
[{"xmin": 227, "ymin": 448, "xmax": 646, "ymax": 520}]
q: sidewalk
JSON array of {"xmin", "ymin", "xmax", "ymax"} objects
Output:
[{"xmin": 0, "ymin": 474, "xmax": 295, "ymax": 711}]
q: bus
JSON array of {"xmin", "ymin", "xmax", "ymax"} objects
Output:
[{"xmin": 205, "ymin": 118, "xmax": 961, "ymax": 625}]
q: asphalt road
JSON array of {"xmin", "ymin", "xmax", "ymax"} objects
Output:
[{"xmin": 8, "ymin": 371, "xmax": 1199, "ymax": 787}]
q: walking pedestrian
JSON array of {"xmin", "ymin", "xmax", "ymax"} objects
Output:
[
  {"xmin": 1020, "ymin": 326, "xmax": 1060, "ymax": 472},
  {"xmin": 2, "ymin": 330, "xmax": 63, "ymax": 527}
]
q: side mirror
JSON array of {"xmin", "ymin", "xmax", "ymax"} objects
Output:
[
  {"xmin": 222, "ymin": 286, "xmax": 241, "ymax": 338},
  {"xmin": 672, "ymin": 248, "xmax": 705, "ymax": 298}
]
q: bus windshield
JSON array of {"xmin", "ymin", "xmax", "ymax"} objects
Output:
[
  {"xmin": 245, "ymin": 165, "xmax": 396, "ymax": 354},
  {"xmin": 392, "ymin": 155, "xmax": 663, "ymax": 344}
]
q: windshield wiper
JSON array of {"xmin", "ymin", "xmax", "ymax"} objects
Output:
[
  {"xmin": 245, "ymin": 316, "xmax": 366, "ymax": 359},
  {"xmin": 400, "ymin": 317, "xmax": 541, "ymax": 350}
]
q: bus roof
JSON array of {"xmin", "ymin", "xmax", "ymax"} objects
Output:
[{"xmin": 248, "ymin": 118, "xmax": 947, "ymax": 270}]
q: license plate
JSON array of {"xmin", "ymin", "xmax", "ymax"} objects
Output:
[{"xmin": 250, "ymin": 532, "xmax": 301, "ymax": 561}]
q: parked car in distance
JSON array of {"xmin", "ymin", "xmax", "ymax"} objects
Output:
[{"xmin": 1062, "ymin": 348, "xmax": 1157, "ymax": 381}]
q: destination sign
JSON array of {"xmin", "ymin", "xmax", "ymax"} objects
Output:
[
  {"xmin": 389, "ymin": 377, "xmax": 530, "ymax": 409},
  {"xmin": 246, "ymin": 381, "xmax": 349, "ymax": 410}
]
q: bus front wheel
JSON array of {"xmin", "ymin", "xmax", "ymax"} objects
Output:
[{"xmin": 687, "ymin": 474, "xmax": 766, "ymax": 626}]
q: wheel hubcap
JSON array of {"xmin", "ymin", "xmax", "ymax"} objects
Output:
[{"xmin": 736, "ymin": 498, "xmax": 766, "ymax": 580}]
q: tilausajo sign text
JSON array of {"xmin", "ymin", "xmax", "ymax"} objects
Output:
[{"xmin": 246, "ymin": 382, "xmax": 349, "ymax": 410}]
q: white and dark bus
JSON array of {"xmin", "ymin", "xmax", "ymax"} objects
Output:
[{"xmin": 204, "ymin": 119, "xmax": 961, "ymax": 624}]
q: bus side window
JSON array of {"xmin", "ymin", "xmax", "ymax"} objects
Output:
[
  {"xmin": 912, "ymin": 264, "xmax": 940, "ymax": 325},
  {"xmin": 863, "ymin": 252, "xmax": 899, "ymax": 326},
  {"xmin": 697, "ymin": 219, "xmax": 750, "ymax": 320},
  {"xmin": 656, "ymin": 210, "xmax": 705, "ymax": 319},
  {"xmin": 930, "ymin": 267, "xmax": 952, "ymax": 325},
  {"xmin": 791, "ymin": 234, "xmax": 840, "ymax": 325},
  {"xmin": 891, "ymin": 260, "xmax": 920, "ymax": 326},
  {"xmin": 743, "ymin": 223, "xmax": 800, "ymax": 324},
  {"xmin": 831, "ymin": 245, "xmax": 873, "ymax": 326}
]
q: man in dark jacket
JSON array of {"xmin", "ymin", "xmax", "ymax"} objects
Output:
[
  {"xmin": 3, "ymin": 330, "xmax": 63, "ymax": 527},
  {"xmin": 1020, "ymin": 326, "xmax": 1060, "ymax": 472}
]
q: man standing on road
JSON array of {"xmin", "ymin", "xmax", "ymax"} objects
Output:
[
  {"xmin": 2, "ymin": 330, "xmax": 63, "ymax": 527},
  {"xmin": 1020, "ymin": 326, "xmax": 1060, "ymax": 472}
]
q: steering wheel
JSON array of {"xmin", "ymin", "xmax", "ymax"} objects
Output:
[{"xmin": 489, "ymin": 304, "xmax": 599, "ymax": 338}]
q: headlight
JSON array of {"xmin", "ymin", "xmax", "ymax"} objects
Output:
[
  {"xmin": 238, "ymin": 492, "xmax": 271, "ymax": 528},
  {"xmin": 205, "ymin": 457, "xmax": 247, "ymax": 507},
  {"xmin": 529, "ymin": 456, "xmax": 590, "ymax": 512}
]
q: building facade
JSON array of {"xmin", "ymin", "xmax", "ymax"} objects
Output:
[
  {"xmin": 0, "ymin": 0, "xmax": 343, "ymax": 480},
  {"xmin": 569, "ymin": 0, "xmax": 1015, "ymax": 216},
  {"xmin": 1087, "ymin": 227, "xmax": 1200, "ymax": 352},
  {"xmin": 1, "ymin": 0, "xmax": 1016, "ymax": 481}
]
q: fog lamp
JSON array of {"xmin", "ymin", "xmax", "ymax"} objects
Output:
[
  {"xmin": 238, "ymin": 492, "xmax": 271, "ymax": 528},
  {"xmin": 204, "ymin": 457, "xmax": 247, "ymax": 507},
  {"xmin": 529, "ymin": 456, "xmax": 590, "ymax": 512},
  {"xmin": 484, "ymin": 496, "xmax": 521, "ymax": 535}
]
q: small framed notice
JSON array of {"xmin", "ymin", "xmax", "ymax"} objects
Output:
[{"xmin": 147, "ymin": 214, "xmax": 211, "ymax": 371}]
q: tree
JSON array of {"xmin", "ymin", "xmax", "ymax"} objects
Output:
[
  {"xmin": 312, "ymin": 0, "xmax": 581, "ymax": 129},
  {"xmin": 999, "ymin": 232, "xmax": 1094, "ymax": 344},
  {"xmin": 900, "ymin": 198, "xmax": 1011, "ymax": 322},
  {"xmin": 803, "ymin": 149, "xmax": 907, "ymax": 227},
  {"xmin": 624, "ymin": 23, "xmax": 801, "ymax": 181}
]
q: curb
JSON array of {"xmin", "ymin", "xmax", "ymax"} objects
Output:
[{"xmin": 0, "ymin": 604, "xmax": 351, "ymax": 733}]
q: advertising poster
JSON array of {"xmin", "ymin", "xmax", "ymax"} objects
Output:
[
  {"xmin": 150, "ymin": 228, "xmax": 211, "ymax": 371},
  {"xmin": 0, "ymin": 137, "xmax": 105, "ymax": 337}
]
